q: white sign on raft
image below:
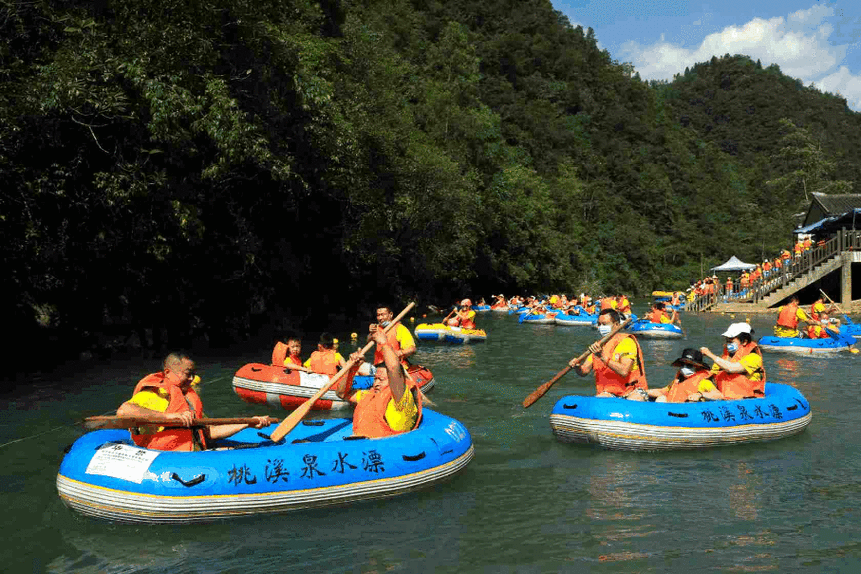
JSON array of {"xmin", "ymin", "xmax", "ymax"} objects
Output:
[{"xmin": 85, "ymin": 443, "xmax": 161, "ymax": 484}]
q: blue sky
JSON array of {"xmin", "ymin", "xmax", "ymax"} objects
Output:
[{"xmin": 552, "ymin": 1, "xmax": 861, "ymax": 111}]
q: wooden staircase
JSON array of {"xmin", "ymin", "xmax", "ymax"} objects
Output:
[{"xmin": 759, "ymin": 255, "xmax": 844, "ymax": 307}]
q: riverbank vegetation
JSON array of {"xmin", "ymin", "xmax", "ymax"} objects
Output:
[{"xmin": 3, "ymin": 0, "xmax": 859, "ymax": 360}]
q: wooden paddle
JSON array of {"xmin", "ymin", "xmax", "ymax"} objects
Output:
[
  {"xmin": 820, "ymin": 289, "xmax": 853, "ymax": 324},
  {"xmin": 84, "ymin": 415, "xmax": 279, "ymax": 431},
  {"xmin": 269, "ymin": 302, "xmax": 416, "ymax": 442},
  {"xmin": 522, "ymin": 318, "xmax": 632, "ymax": 408}
]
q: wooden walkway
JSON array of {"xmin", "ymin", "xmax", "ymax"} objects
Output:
[{"xmin": 687, "ymin": 229, "xmax": 861, "ymax": 313}]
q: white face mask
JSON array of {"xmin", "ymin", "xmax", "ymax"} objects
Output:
[
  {"xmin": 597, "ymin": 324, "xmax": 612, "ymax": 336},
  {"xmin": 680, "ymin": 366, "xmax": 696, "ymax": 378},
  {"xmin": 726, "ymin": 342, "xmax": 738, "ymax": 353}
]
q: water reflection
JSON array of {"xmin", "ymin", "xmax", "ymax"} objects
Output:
[{"xmin": 726, "ymin": 461, "xmax": 760, "ymax": 522}]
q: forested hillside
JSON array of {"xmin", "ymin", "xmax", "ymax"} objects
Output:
[{"xmin": 2, "ymin": 0, "xmax": 858, "ymax": 360}]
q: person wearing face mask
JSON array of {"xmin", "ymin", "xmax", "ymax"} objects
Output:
[
  {"xmin": 571, "ymin": 309, "xmax": 649, "ymax": 400},
  {"xmin": 648, "ymin": 348, "xmax": 724, "ymax": 403},
  {"xmin": 700, "ymin": 322, "xmax": 765, "ymax": 400},
  {"xmin": 369, "ymin": 304, "xmax": 416, "ymax": 368},
  {"xmin": 806, "ymin": 313, "xmax": 841, "ymax": 339}
]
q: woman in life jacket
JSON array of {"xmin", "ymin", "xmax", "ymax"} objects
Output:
[
  {"xmin": 700, "ymin": 323, "xmax": 765, "ymax": 400},
  {"xmin": 648, "ymin": 348, "xmax": 724, "ymax": 403},
  {"xmin": 571, "ymin": 309, "xmax": 649, "ymax": 401}
]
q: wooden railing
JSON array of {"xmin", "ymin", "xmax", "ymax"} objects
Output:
[{"xmin": 686, "ymin": 228, "xmax": 861, "ymax": 311}]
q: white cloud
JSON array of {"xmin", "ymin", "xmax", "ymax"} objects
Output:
[
  {"xmin": 816, "ymin": 66, "xmax": 861, "ymax": 111},
  {"xmin": 619, "ymin": 4, "xmax": 860, "ymax": 110}
]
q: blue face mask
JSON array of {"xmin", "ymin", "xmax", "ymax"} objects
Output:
[
  {"xmin": 597, "ymin": 324, "xmax": 612, "ymax": 336},
  {"xmin": 726, "ymin": 342, "xmax": 738, "ymax": 353}
]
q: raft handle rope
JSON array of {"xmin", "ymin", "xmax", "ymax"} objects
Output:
[
  {"xmin": 402, "ymin": 452, "xmax": 426, "ymax": 462},
  {"xmin": 170, "ymin": 472, "xmax": 206, "ymax": 487},
  {"xmin": 667, "ymin": 412, "xmax": 689, "ymax": 418},
  {"xmin": 302, "ymin": 420, "xmax": 325, "ymax": 426},
  {"xmin": 563, "ymin": 403, "xmax": 578, "ymax": 410}
]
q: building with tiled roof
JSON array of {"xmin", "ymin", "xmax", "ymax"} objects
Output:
[{"xmin": 802, "ymin": 193, "xmax": 861, "ymax": 228}]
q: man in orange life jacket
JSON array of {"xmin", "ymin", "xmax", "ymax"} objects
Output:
[
  {"xmin": 304, "ymin": 332, "xmax": 346, "ymax": 376},
  {"xmin": 700, "ymin": 323, "xmax": 765, "ymax": 399},
  {"xmin": 648, "ymin": 348, "xmax": 724, "ymax": 403},
  {"xmin": 369, "ymin": 304, "xmax": 416, "ymax": 367},
  {"xmin": 117, "ymin": 353, "xmax": 271, "ymax": 451},
  {"xmin": 333, "ymin": 328, "xmax": 422, "ymax": 438},
  {"xmin": 774, "ymin": 295, "xmax": 816, "ymax": 338},
  {"xmin": 571, "ymin": 309, "xmax": 649, "ymax": 400}
]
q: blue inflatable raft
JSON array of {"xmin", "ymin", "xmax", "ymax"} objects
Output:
[
  {"xmin": 627, "ymin": 319, "xmax": 684, "ymax": 339},
  {"xmin": 550, "ymin": 382, "xmax": 811, "ymax": 451},
  {"xmin": 554, "ymin": 312, "xmax": 597, "ymax": 326},
  {"xmin": 57, "ymin": 409, "xmax": 474, "ymax": 523},
  {"xmin": 758, "ymin": 333, "xmax": 856, "ymax": 354}
]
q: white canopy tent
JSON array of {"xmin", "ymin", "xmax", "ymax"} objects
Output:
[{"xmin": 711, "ymin": 255, "xmax": 756, "ymax": 272}]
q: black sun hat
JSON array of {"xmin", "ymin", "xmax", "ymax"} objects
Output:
[{"xmin": 671, "ymin": 348, "xmax": 708, "ymax": 370}]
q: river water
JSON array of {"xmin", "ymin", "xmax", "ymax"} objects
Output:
[{"xmin": 3, "ymin": 305, "xmax": 860, "ymax": 573}]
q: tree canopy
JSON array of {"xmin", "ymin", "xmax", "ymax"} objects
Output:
[{"xmin": 3, "ymin": 1, "xmax": 859, "ymax": 362}]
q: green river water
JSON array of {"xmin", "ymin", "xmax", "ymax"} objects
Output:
[{"xmin": 2, "ymin": 305, "xmax": 861, "ymax": 573}]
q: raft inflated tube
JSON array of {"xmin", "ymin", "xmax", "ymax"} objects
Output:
[
  {"xmin": 758, "ymin": 334, "xmax": 857, "ymax": 355},
  {"xmin": 57, "ymin": 409, "xmax": 473, "ymax": 524},
  {"xmin": 232, "ymin": 363, "xmax": 435, "ymax": 411},
  {"xmin": 554, "ymin": 312, "xmax": 598, "ymax": 326},
  {"xmin": 550, "ymin": 382, "xmax": 811, "ymax": 451},
  {"xmin": 627, "ymin": 320, "xmax": 684, "ymax": 339}
]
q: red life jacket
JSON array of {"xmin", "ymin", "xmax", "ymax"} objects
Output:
[
  {"xmin": 130, "ymin": 373, "xmax": 205, "ymax": 452},
  {"xmin": 777, "ymin": 303, "xmax": 800, "ymax": 329},
  {"xmin": 373, "ymin": 323, "xmax": 404, "ymax": 366},
  {"xmin": 714, "ymin": 342, "xmax": 765, "ymax": 399},
  {"xmin": 593, "ymin": 333, "xmax": 648, "ymax": 396},
  {"xmin": 308, "ymin": 349, "xmax": 340, "ymax": 376},
  {"xmin": 455, "ymin": 309, "xmax": 476, "ymax": 329},
  {"xmin": 352, "ymin": 376, "xmax": 423, "ymax": 438},
  {"xmin": 666, "ymin": 370, "xmax": 713, "ymax": 403}
]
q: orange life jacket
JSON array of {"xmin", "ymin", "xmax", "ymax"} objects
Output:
[
  {"xmin": 714, "ymin": 342, "xmax": 765, "ymax": 399},
  {"xmin": 671, "ymin": 293, "xmax": 681, "ymax": 305},
  {"xmin": 130, "ymin": 373, "xmax": 205, "ymax": 452},
  {"xmin": 352, "ymin": 377, "xmax": 423, "ymax": 438},
  {"xmin": 617, "ymin": 298, "xmax": 631, "ymax": 313},
  {"xmin": 807, "ymin": 324, "xmax": 832, "ymax": 339},
  {"xmin": 271, "ymin": 342, "xmax": 288, "ymax": 365},
  {"xmin": 647, "ymin": 309, "xmax": 666, "ymax": 323},
  {"xmin": 373, "ymin": 323, "xmax": 404, "ymax": 366},
  {"xmin": 777, "ymin": 303, "xmax": 800, "ymax": 329},
  {"xmin": 599, "ymin": 297, "xmax": 616, "ymax": 311},
  {"xmin": 666, "ymin": 370, "xmax": 714, "ymax": 403},
  {"xmin": 308, "ymin": 348, "xmax": 340, "ymax": 376},
  {"xmin": 593, "ymin": 333, "xmax": 648, "ymax": 396}
]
